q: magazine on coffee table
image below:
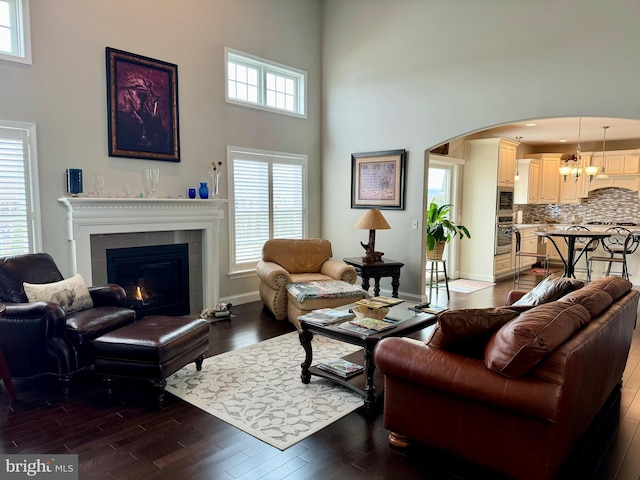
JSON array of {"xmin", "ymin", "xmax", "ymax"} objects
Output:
[
  {"xmin": 317, "ymin": 358, "xmax": 364, "ymax": 378},
  {"xmin": 340, "ymin": 317, "xmax": 396, "ymax": 333},
  {"xmin": 299, "ymin": 308, "xmax": 355, "ymax": 326}
]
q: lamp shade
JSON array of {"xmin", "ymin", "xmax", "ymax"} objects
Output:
[{"xmin": 354, "ymin": 209, "xmax": 391, "ymax": 230}]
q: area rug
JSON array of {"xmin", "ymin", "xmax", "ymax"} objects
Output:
[
  {"xmin": 447, "ymin": 279, "xmax": 496, "ymax": 293},
  {"xmin": 165, "ymin": 332, "xmax": 364, "ymax": 450}
]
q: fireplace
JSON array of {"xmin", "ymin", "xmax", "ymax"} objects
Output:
[{"xmin": 107, "ymin": 244, "xmax": 190, "ymax": 317}]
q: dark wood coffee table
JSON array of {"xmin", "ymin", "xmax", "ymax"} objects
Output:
[{"xmin": 298, "ymin": 303, "xmax": 436, "ymax": 415}]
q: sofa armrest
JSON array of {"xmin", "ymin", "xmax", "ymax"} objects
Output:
[
  {"xmin": 320, "ymin": 259, "xmax": 357, "ymax": 284},
  {"xmin": 89, "ymin": 284, "xmax": 127, "ymax": 307},
  {"xmin": 256, "ymin": 261, "xmax": 291, "ymax": 289},
  {"xmin": 506, "ymin": 290, "xmax": 528, "ymax": 305},
  {"xmin": 375, "ymin": 337, "xmax": 562, "ymax": 423}
]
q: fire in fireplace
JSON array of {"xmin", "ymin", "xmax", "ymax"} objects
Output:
[{"xmin": 106, "ymin": 244, "xmax": 190, "ymax": 317}]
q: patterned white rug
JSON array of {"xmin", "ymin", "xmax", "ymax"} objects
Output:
[{"xmin": 165, "ymin": 332, "xmax": 365, "ymax": 450}]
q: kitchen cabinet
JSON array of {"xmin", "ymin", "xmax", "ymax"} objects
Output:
[
  {"xmin": 559, "ymin": 174, "xmax": 583, "ymax": 204},
  {"xmin": 528, "ymin": 153, "xmax": 562, "ymax": 204},
  {"xmin": 461, "ymin": 138, "xmax": 518, "ymax": 282},
  {"xmin": 624, "ymin": 155, "xmax": 640, "ymax": 174},
  {"xmin": 514, "ymin": 159, "xmax": 540, "ymax": 204},
  {"xmin": 591, "ymin": 150, "xmax": 640, "ymax": 176},
  {"xmin": 494, "ymin": 254, "xmax": 512, "ymax": 278},
  {"xmin": 498, "ymin": 142, "xmax": 516, "ymax": 187}
]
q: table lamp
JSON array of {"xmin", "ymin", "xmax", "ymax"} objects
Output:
[{"xmin": 354, "ymin": 209, "xmax": 391, "ymax": 263}]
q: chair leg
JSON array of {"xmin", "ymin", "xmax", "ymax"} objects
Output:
[{"xmin": 441, "ymin": 260, "xmax": 449, "ymax": 301}]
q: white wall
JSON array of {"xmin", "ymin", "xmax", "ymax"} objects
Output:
[
  {"xmin": 322, "ymin": 0, "xmax": 640, "ymax": 298},
  {"xmin": 0, "ymin": 0, "xmax": 322, "ymax": 302}
]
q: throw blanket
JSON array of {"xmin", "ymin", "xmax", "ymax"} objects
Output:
[{"xmin": 286, "ymin": 280, "xmax": 365, "ymax": 302}]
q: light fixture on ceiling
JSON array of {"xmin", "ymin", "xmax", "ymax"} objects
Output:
[
  {"xmin": 514, "ymin": 136, "xmax": 522, "ymax": 182},
  {"xmin": 559, "ymin": 117, "xmax": 598, "ymax": 183},
  {"xmin": 596, "ymin": 126, "xmax": 610, "ymax": 179}
]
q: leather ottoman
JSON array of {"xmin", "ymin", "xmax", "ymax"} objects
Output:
[{"xmin": 94, "ymin": 316, "xmax": 209, "ymax": 403}]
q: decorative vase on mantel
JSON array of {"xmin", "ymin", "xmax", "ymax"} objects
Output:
[
  {"xmin": 426, "ymin": 241, "xmax": 446, "ymax": 261},
  {"xmin": 211, "ymin": 171, "xmax": 221, "ymax": 198},
  {"xmin": 198, "ymin": 181, "xmax": 209, "ymax": 199}
]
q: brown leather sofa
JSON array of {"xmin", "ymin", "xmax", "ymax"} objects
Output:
[
  {"xmin": 256, "ymin": 238, "xmax": 358, "ymax": 322},
  {"xmin": 0, "ymin": 253, "xmax": 136, "ymax": 384},
  {"xmin": 375, "ymin": 276, "xmax": 639, "ymax": 480}
]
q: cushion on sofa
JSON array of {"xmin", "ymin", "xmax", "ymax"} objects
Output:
[
  {"xmin": 427, "ymin": 308, "xmax": 519, "ymax": 357},
  {"xmin": 586, "ymin": 276, "xmax": 633, "ymax": 301},
  {"xmin": 511, "ymin": 275, "xmax": 584, "ymax": 306},
  {"xmin": 484, "ymin": 301, "xmax": 591, "ymax": 378},
  {"xmin": 558, "ymin": 288, "xmax": 613, "ymax": 318}
]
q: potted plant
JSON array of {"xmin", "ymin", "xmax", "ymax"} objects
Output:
[{"xmin": 426, "ymin": 200, "xmax": 471, "ymax": 260}]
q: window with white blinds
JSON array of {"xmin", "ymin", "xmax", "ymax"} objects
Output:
[
  {"xmin": 0, "ymin": 121, "xmax": 40, "ymax": 255},
  {"xmin": 228, "ymin": 147, "xmax": 307, "ymax": 272}
]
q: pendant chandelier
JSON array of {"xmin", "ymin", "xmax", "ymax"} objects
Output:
[
  {"xmin": 558, "ymin": 118, "xmax": 599, "ymax": 183},
  {"xmin": 597, "ymin": 125, "xmax": 610, "ymax": 179}
]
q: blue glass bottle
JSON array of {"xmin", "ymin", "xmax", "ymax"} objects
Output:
[{"xmin": 198, "ymin": 182, "xmax": 209, "ymax": 199}]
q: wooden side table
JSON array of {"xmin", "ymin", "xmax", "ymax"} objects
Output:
[
  {"xmin": 343, "ymin": 257, "xmax": 404, "ymax": 298},
  {"xmin": 0, "ymin": 304, "xmax": 17, "ymax": 401}
]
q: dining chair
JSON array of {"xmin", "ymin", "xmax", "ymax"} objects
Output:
[
  {"xmin": 588, "ymin": 228, "xmax": 640, "ymax": 282},
  {"xmin": 566, "ymin": 225, "xmax": 599, "ymax": 278},
  {"xmin": 512, "ymin": 226, "xmax": 550, "ymax": 289}
]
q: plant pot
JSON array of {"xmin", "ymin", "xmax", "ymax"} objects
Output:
[{"xmin": 427, "ymin": 241, "xmax": 446, "ymax": 261}]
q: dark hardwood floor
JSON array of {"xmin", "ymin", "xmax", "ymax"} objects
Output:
[{"xmin": 2, "ymin": 279, "xmax": 640, "ymax": 479}]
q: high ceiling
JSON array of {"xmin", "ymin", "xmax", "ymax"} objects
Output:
[{"xmin": 479, "ymin": 117, "xmax": 640, "ymax": 146}]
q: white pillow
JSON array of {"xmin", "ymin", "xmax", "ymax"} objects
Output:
[{"xmin": 23, "ymin": 274, "xmax": 94, "ymax": 313}]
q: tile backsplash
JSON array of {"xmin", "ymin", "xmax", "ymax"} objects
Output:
[{"xmin": 516, "ymin": 187, "xmax": 640, "ymax": 224}]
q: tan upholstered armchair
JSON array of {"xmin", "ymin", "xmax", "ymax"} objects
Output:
[{"xmin": 256, "ymin": 239, "xmax": 357, "ymax": 321}]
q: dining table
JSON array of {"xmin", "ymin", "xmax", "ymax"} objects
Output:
[{"xmin": 535, "ymin": 229, "xmax": 612, "ymax": 279}]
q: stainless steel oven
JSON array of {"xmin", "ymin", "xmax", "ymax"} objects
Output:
[
  {"xmin": 496, "ymin": 186, "xmax": 514, "ymax": 215},
  {"xmin": 495, "ymin": 215, "xmax": 513, "ymax": 255}
]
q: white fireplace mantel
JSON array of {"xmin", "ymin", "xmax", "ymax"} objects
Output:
[{"xmin": 58, "ymin": 197, "xmax": 226, "ymax": 307}]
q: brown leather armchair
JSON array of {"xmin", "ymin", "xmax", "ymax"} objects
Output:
[
  {"xmin": 0, "ymin": 253, "xmax": 136, "ymax": 384},
  {"xmin": 256, "ymin": 239, "xmax": 357, "ymax": 321}
]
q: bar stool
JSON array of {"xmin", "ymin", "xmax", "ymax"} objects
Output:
[
  {"xmin": 426, "ymin": 259, "xmax": 449, "ymax": 300},
  {"xmin": 512, "ymin": 226, "xmax": 549, "ymax": 289},
  {"xmin": 588, "ymin": 229, "xmax": 640, "ymax": 281}
]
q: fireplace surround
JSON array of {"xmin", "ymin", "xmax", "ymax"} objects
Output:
[{"xmin": 58, "ymin": 198, "xmax": 225, "ymax": 312}]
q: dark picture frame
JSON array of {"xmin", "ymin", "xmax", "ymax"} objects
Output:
[
  {"xmin": 351, "ymin": 149, "xmax": 406, "ymax": 210},
  {"xmin": 106, "ymin": 47, "xmax": 180, "ymax": 162}
]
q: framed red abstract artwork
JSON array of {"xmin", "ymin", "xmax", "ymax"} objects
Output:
[{"xmin": 106, "ymin": 47, "xmax": 180, "ymax": 162}]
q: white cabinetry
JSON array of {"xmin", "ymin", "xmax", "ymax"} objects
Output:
[
  {"xmin": 461, "ymin": 138, "xmax": 518, "ymax": 282},
  {"xmin": 498, "ymin": 141, "xmax": 516, "ymax": 187},
  {"xmin": 514, "ymin": 159, "xmax": 540, "ymax": 204},
  {"xmin": 529, "ymin": 153, "xmax": 563, "ymax": 204}
]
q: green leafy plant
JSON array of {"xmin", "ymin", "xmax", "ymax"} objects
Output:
[{"xmin": 426, "ymin": 200, "xmax": 471, "ymax": 251}]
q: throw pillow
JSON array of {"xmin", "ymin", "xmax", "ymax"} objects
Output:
[
  {"xmin": 427, "ymin": 307, "xmax": 520, "ymax": 357},
  {"xmin": 484, "ymin": 301, "xmax": 591, "ymax": 378},
  {"xmin": 586, "ymin": 276, "xmax": 632, "ymax": 301},
  {"xmin": 23, "ymin": 274, "xmax": 94, "ymax": 313},
  {"xmin": 558, "ymin": 288, "xmax": 613, "ymax": 319},
  {"xmin": 511, "ymin": 275, "xmax": 584, "ymax": 306}
]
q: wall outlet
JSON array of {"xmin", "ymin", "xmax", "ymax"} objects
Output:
[{"xmin": 411, "ymin": 219, "xmax": 419, "ymax": 230}]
